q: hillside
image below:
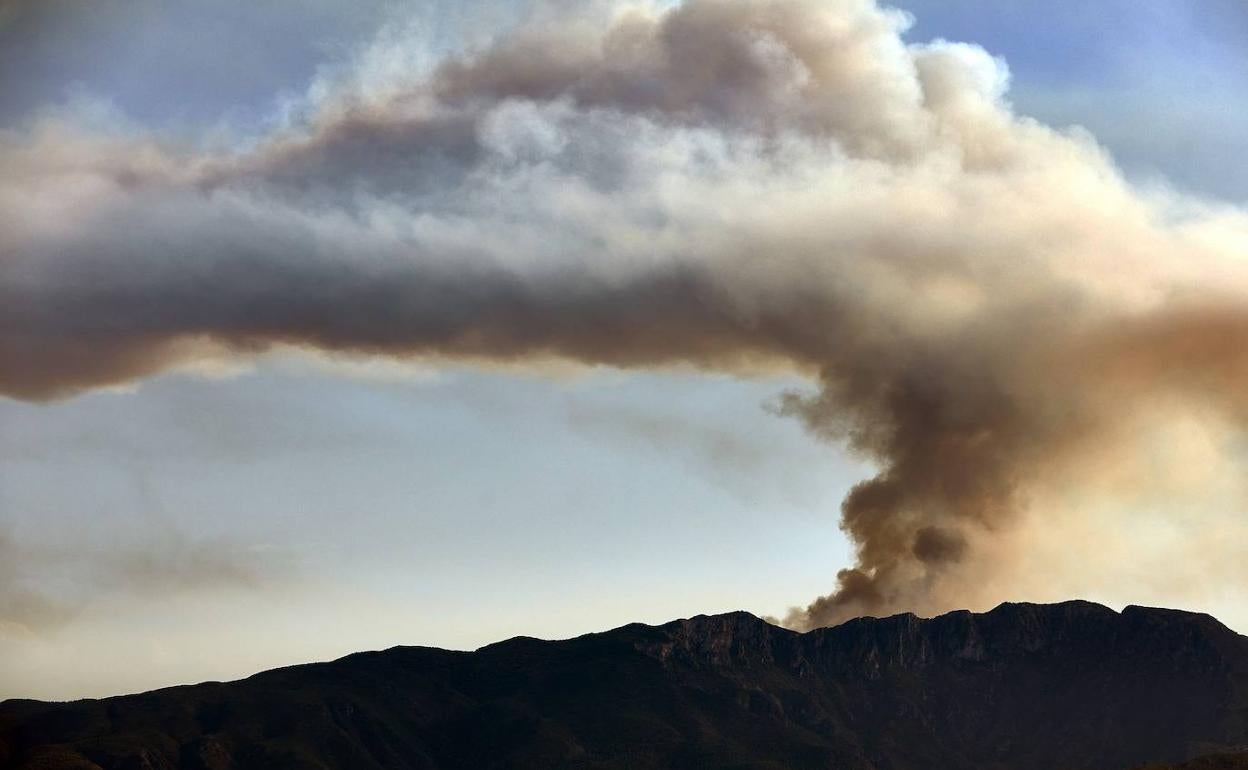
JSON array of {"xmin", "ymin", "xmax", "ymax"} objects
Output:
[{"xmin": 4, "ymin": 601, "xmax": 1248, "ymax": 769}]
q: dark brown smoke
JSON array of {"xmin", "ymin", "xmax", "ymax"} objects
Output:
[{"xmin": 4, "ymin": 0, "xmax": 1248, "ymax": 627}]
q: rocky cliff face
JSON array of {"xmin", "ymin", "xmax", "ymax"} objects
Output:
[{"xmin": 4, "ymin": 601, "xmax": 1248, "ymax": 770}]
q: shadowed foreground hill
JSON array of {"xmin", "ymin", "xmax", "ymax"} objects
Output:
[
  {"xmin": 4, "ymin": 601, "xmax": 1248, "ymax": 770},
  {"xmin": 1135, "ymin": 755, "xmax": 1248, "ymax": 770}
]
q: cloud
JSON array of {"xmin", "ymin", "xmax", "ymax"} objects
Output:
[{"xmin": 5, "ymin": 0, "xmax": 1248, "ymax": 626}]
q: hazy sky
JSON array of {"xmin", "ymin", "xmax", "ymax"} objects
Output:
[{"xmin": 3, "ymin": 0, "xmax": 1248, "ymax": 700}]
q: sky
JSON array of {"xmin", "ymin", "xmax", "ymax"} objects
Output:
[{"xmin": 2, "ymin": 0, "xmax": 1248, "ymax": 700}]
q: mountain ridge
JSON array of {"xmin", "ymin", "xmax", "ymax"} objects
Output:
[{"xmin": 4, "ymin": 601, "xmax": 1248, "ymax": 769}]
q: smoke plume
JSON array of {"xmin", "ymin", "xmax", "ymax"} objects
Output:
[
  {"xmin": 4, "ymin": 0, "xmax": 1248, "ymax": 627},
  {"xmin": 0, "ymin": 525, "xmax": 286, "ymax": 639}
]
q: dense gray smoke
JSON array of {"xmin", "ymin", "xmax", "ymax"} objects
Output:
[{"xmin": 5, "ymin": 0, "xmax": 1248, "ymax": 626}]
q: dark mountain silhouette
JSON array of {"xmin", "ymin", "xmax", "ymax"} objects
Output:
[{"xmin": 4, "ymin": 601, "xmax": 1248, "ymax": 770}]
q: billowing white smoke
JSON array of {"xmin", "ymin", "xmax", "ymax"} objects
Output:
[{"xmin": 5, "ymin": 0, "xmax": 1248, "ymax": 627}]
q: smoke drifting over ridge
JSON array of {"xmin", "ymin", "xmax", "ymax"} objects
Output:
[{"xmin": 4, "ymin": 0, "xmax": 1248, "ymax": 627}]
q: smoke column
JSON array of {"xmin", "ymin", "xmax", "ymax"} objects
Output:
[{"xmin": 5, "ymin": 0, "xmax": 1248, "ymax": 627}]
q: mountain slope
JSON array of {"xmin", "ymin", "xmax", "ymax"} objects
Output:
[{"xmin": 4, "ymin": 601, "xmax": 1248, "ymax": 770}]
